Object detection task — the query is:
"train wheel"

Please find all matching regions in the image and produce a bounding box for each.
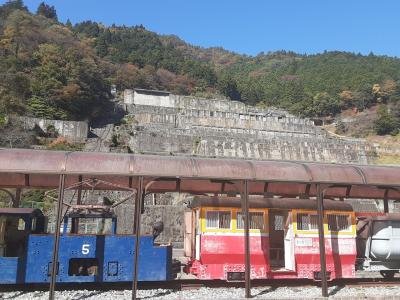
[380,271,396,279]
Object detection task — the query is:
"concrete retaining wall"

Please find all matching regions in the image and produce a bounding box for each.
[17,116,88,142]
[128,131,372,163]
[124,89,295,117]
[121,101,374,164]
[129,105,319,134]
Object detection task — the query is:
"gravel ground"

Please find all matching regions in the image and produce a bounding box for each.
[2,286,400,300]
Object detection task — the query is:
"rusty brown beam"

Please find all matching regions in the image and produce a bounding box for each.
[2,149,400,188]
[1,172,400,201]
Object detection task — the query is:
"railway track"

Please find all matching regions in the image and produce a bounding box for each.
[1,277,400,293]
[333,277,400,287]
[85,123,114,152]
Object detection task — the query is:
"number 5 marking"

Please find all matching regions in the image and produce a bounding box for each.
[82,244,90,255]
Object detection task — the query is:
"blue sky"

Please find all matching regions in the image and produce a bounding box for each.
[4,0,400,57]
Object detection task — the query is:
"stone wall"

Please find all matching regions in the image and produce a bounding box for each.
[129,105,316,134]
[114,204,186,247]
[127,130,372,163]
[17,116,88,142]
[120,93,375,164]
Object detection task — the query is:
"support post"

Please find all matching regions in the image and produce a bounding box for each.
[242,180,251,298]
[132,176,144,300]
[49,174,66,300]
[384,189,389,213]
[14,188,21,208]
[72,175,83,233]
[77,175,83,204]
[317,184,328,297]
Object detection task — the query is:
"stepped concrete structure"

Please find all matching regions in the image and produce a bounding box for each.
[120,89,375,164]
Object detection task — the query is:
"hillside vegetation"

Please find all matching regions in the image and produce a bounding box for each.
[1,0,400,137]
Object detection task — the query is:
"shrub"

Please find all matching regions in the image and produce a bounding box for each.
[46,136,83,151]
[374,105,399,135]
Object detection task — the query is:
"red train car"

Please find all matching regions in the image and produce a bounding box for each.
[184,196,356,281]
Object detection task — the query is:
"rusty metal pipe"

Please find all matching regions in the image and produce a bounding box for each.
[49,174,65,300]
[317,184,328,297]
[3,149,400,189]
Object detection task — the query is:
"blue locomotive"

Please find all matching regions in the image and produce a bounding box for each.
[0,207,174,284]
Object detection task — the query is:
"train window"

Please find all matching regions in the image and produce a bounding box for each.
[394,202,400,211]
[297,213,318,231]
[327,214,351,232]
[68,258,98,276]
[17,218,25,231]
[237,212,264,230]
[206,211,231,229]
[72,218,113,234]
[252,212,264,230]
[310,215,319,229]
[274,215,284,231]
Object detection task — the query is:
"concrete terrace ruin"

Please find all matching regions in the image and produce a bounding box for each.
[118,88,375,164]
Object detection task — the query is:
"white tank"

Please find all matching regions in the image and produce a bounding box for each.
[370,220,400,261]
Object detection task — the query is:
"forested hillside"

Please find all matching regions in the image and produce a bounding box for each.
[1,0,400,135]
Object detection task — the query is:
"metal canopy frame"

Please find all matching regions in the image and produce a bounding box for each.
[45,177,136,299]
[0,149,400,299]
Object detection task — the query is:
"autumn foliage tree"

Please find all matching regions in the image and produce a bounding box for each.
[27,44,109,120]
[374,105,399,135]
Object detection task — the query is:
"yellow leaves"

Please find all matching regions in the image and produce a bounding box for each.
[372,83,381,95]
[372,80,397,103]
[0,24,19,56]
[339,90,355,102]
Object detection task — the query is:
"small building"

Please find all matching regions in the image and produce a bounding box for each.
[123,89,172,107]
